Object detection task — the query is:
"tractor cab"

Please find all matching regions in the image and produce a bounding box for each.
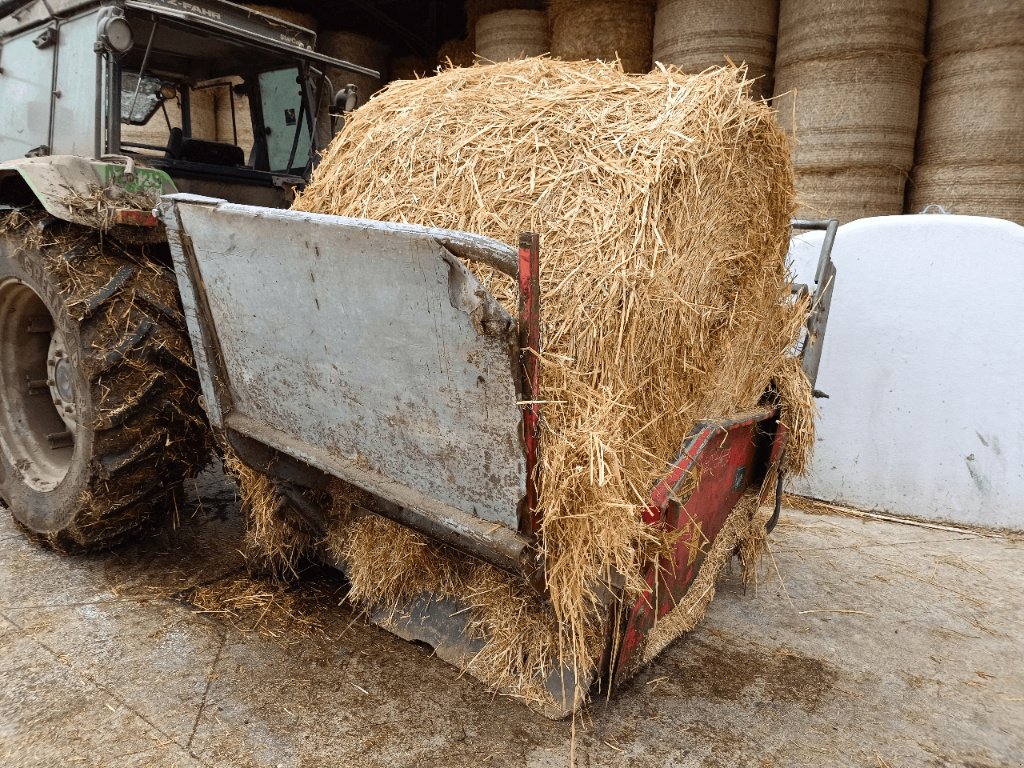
[0,0,374,207]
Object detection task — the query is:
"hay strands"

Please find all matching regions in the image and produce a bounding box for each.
[236,57,822,714]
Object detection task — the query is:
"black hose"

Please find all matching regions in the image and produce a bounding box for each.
[766,465,784,533]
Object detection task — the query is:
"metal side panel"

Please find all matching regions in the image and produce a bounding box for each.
[159,195,526,532]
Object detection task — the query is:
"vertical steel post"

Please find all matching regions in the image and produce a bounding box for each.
[517,232,541,535]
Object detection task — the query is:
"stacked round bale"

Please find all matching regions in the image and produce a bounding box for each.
[389,55,432,82]
[247,59,816,709]
[653,0,779,101]
[436,37,476,68]
[475,9,550,61]
[772,0,928,222]
[909,0,1024,224]
[320,31,389,106]
[549,0,656,73]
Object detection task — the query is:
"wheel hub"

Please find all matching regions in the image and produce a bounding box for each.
[47,333,77,429]
[0,277,76,491]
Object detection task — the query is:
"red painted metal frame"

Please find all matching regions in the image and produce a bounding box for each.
[610,408,785,683]
[113,208,159,227]
[517,232,542,536]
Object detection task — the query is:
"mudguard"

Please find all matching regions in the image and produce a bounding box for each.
[0,155,175,228]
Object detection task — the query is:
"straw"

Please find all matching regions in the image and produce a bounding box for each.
[268,58,812,708]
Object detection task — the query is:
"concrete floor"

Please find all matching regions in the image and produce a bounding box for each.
[1,465,1022,768]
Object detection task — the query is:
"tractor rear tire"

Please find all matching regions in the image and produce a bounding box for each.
[0,212,210,551]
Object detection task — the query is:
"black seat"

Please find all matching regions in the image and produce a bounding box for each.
[165,127,184,159]
[164,128,244,167]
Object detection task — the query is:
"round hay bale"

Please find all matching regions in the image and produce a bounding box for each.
[389,55,433,82]
[549,0,656,74]
[652,0,778,100]
[295,59,814,704]
[437,37,476,68]
[243,4,317,31]
[476,9,550,61]
[320,30,390,104]
[908,164,1024,224]
[928,0,1024,58]
[773,53,924,170]
[466,0,546,31]
[915,30,1024,167]
[775,0,927,66]
[794,166,907,222]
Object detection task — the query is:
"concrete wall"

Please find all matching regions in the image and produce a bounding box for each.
[788,214,1024,529]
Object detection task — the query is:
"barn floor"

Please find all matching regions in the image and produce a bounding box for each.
[1,464,1021,768]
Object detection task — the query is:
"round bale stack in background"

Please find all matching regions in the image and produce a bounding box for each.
[549,0,656,73]
[653,0,779,100]
[437,37,476,68]
[389,55,433,82]
[908,0,1024,224]
[772,0,927,222]
[320,31,390,105]
[476,9,550,61]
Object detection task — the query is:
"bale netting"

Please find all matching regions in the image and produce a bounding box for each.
[476,9,550,62]
[793,166,907,223]
[319,31,390,106]
[772,53,925,171]
[774,0,927,65]
[549,0,656,73]
[652,0,778,101]
[927,0,1024,58]
[285,58,814,709]
[908,164,1024,224]
[466,0,546,30]
[908,1,1023,223]
[914,45,1024,168]
[772,0,927,221]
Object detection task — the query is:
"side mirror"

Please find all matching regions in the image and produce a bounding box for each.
[331,85,359,117]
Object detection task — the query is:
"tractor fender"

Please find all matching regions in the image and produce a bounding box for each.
[0,155,176,229]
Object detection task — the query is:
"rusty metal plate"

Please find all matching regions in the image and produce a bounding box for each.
[160,195,525,532]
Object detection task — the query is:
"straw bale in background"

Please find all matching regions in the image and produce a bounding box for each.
[927,0,1024,57]
[794,167,907,222]
[773,53,924,171]
[475,9,550,61]
[320,31,390,105]
[465,0,546,31]
[549,0,656,73]
[389,55,432,82]
[774,0,926,65]
[907,164,1024,221]
[287,59,812,706]
[437,37,476,68]
[653,0,778,100]
[772,0,927,222]
[908,0,1024,223]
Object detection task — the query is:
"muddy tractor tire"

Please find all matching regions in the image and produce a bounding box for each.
[0,213,209,551]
